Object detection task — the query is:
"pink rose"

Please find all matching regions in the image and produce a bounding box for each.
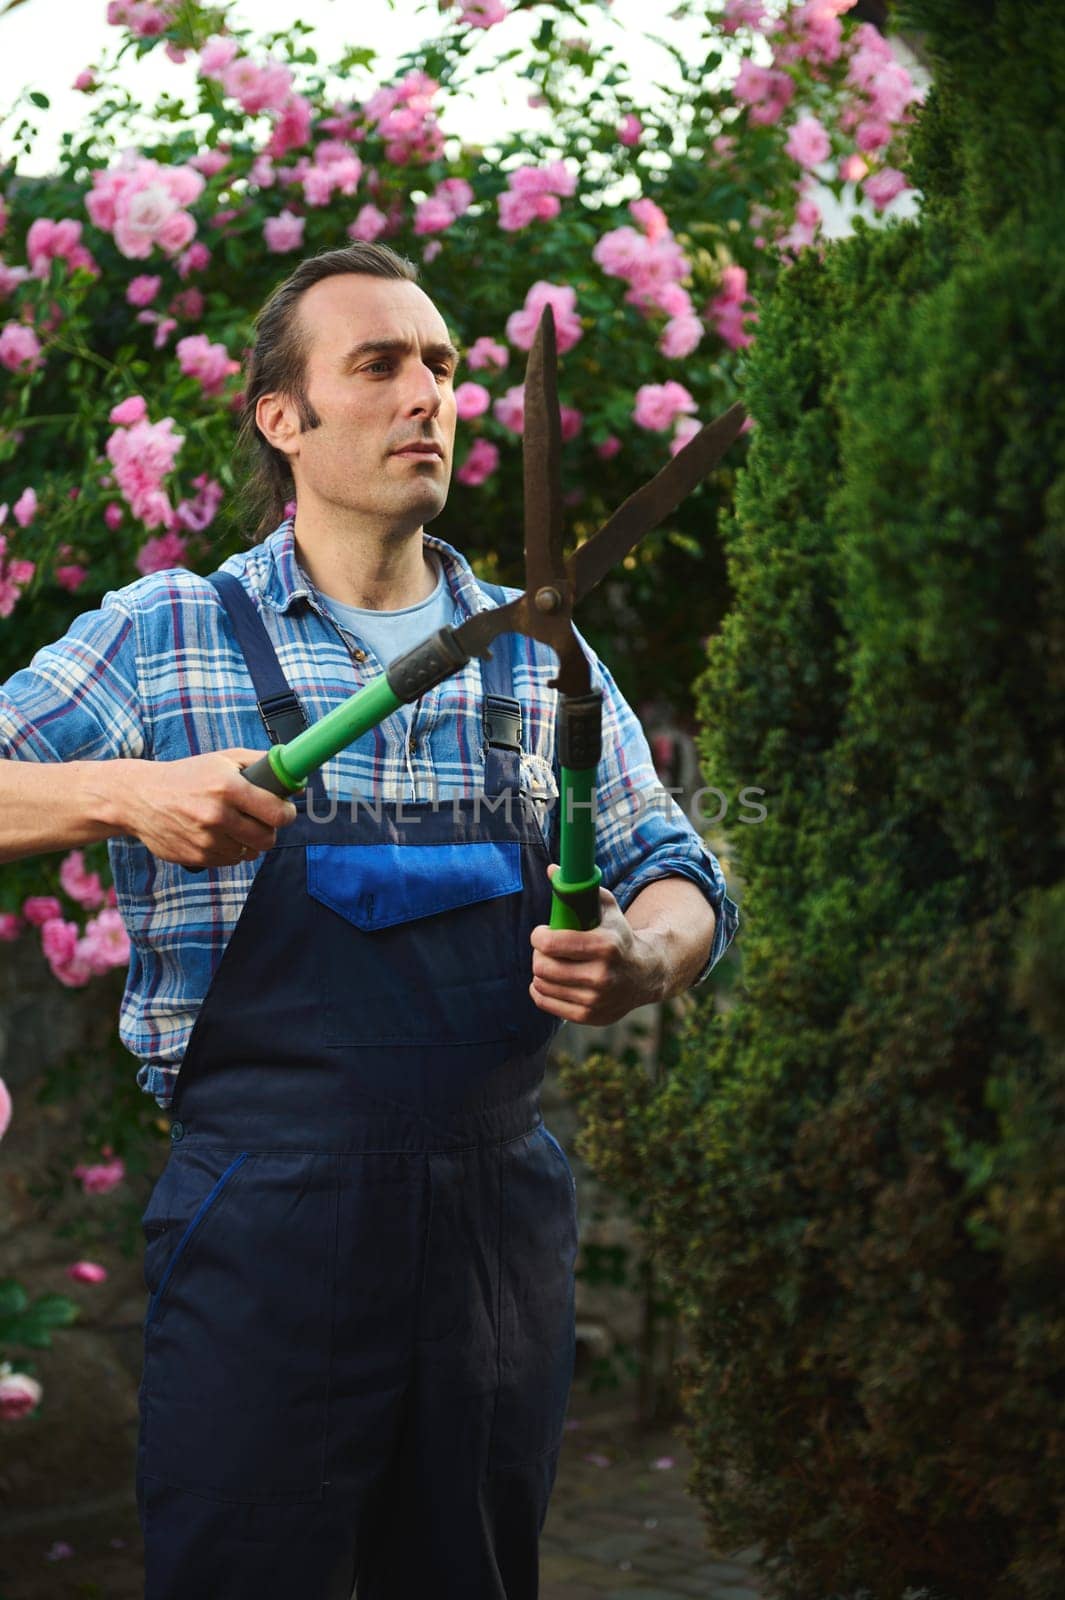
[863,167,910,209]
[595,435,621,461]
[109,394,148,426]
[721,0,766,31]
[414,195,457,236]
[839,153,869,183]
[156,209,196,256]
[855,118,893,154]
[13,488,37,527]
[559,405,583,443]
[104,502,124,530]
[199,35,239,79]
[77,908,130,973]
[632,380,697,432]
[67,1261,109,1284]
[175,333,240,396]
[454,381,491,420]
[0,1074,10,1141]
[784,114,831,169]
[73,1154,126,1194]
[263,209,305,253]
[505,282,583,354]
[59,849,105,909]
[670,416,702,456]
[266,96,313,160]
[459,0,508,25]
[177,242,210,277]
[348,205,388,242]
[0,322,43,373]
[617,113,643,147]
[659,314,703,359]
[135,530,188,574]
[56,564,89,592]
[73,69,96,91]
[0,914,21,943]
[0,1371,42,1420]
[493,385,525,435]
[466,336,508,372]
[39,915,79,965]
[126,275,161,307]
[456,438,500,486]
[189,147,230,177]
[22,896,62,926]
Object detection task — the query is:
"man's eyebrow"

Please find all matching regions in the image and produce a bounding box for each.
[340,338,461,369]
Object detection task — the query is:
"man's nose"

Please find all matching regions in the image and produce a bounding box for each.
[403,361,442,418]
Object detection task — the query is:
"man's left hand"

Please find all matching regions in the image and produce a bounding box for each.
[528,864,667,1025]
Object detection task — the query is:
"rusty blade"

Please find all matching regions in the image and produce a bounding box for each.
[568,400,748,600]
[522,305,566,600]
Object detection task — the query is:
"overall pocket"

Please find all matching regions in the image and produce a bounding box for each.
[140,1146,335,1504]
[307,840,525,1047]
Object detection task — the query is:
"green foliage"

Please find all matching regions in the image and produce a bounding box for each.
[0,1277,80,1350]
[564,6,1065,1597]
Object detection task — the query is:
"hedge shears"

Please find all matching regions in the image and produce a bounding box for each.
[242,307,747,930]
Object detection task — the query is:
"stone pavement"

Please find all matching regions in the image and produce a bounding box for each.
[543,1387,769,1600]
[0,1384,770,1599]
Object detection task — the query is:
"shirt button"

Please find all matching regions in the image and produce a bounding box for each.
[408,735,418,754]
[170,1120,185,1142]
[352,648,367,664]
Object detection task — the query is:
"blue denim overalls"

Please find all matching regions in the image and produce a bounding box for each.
[135,572,578,1599]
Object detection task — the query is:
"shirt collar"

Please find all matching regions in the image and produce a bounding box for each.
[252,518,497,624]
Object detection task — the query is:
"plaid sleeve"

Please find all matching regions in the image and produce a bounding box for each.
[0,591,147,762]
[583,644,739,985]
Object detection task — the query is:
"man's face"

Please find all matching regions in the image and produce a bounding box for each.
[278,273,459,533]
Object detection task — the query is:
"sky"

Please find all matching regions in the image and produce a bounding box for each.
[0,0,715,173]
[0,0,921,228]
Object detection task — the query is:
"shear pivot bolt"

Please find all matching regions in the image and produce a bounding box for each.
[534,587,562,614]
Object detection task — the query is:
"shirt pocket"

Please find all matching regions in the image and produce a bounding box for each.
[306,841,526,1048]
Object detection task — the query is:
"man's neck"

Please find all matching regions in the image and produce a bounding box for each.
[292,513,437,612]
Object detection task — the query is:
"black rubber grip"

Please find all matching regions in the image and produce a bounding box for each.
[559,692,602,770]
[387,627,470,703]
[241,753,299,798]
[550,880,603,931]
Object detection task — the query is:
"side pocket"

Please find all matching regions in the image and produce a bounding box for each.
[144,1152,248,1329]
[140,1149,336,1504]
[540,1124,578,1205]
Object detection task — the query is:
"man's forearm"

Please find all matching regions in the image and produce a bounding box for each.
[0,758,129,863]
[624,876,718,1000]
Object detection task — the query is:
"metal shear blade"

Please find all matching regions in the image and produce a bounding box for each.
[452,305,748,691]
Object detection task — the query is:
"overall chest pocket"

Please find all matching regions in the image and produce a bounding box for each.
[306,840,526,1048]
[139,1146,335,1504]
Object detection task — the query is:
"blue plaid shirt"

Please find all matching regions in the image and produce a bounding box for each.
[0,522,738,1108]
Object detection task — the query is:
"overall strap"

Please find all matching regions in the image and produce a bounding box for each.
[476,581,523,796]
[207,571,309,748]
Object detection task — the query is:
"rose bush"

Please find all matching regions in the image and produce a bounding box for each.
[0,0,922,1414]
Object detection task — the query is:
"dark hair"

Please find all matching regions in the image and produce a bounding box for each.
[236,242,419,539]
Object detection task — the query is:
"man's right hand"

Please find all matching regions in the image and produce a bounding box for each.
[119,749,299,870]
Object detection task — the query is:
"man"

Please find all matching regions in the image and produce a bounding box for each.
[0,243,737,1599]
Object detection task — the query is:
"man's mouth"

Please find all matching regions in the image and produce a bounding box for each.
[391,441,444,459]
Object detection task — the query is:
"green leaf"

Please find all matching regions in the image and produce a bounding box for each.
[28,90,50,109]
[0,1279,29,1317]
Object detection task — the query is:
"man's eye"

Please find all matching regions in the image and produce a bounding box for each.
[364,360,391,374]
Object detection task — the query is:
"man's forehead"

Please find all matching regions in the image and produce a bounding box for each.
[299,273,450,351]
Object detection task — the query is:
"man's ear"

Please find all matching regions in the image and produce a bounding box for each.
[255,392,300,460]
